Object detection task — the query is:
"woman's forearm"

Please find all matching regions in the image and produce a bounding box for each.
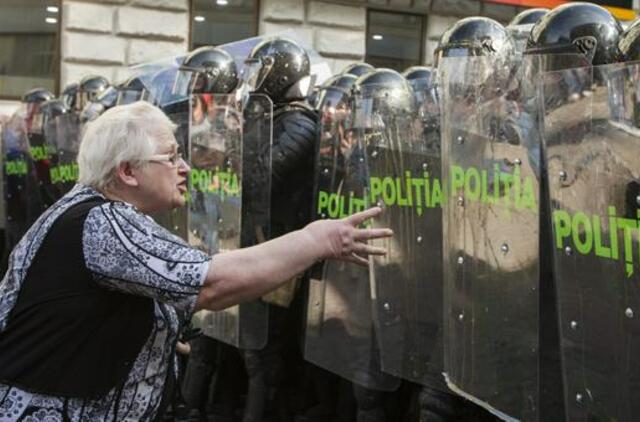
[195,226,323,311]
[194,207,391,312]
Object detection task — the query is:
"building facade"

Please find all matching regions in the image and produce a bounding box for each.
[0,0,637,116]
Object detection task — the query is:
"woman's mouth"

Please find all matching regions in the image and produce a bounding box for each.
[177,181,187,193]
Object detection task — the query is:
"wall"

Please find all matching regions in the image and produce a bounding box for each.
[259,0,367,74]
[258,0,520,73]
[60,0,190,88]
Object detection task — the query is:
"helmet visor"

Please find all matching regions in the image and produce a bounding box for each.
[242,56,274,92]
[172,68,198,98]
[117,89,148,106]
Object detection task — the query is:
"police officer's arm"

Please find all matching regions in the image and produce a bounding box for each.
[194,207,391,312]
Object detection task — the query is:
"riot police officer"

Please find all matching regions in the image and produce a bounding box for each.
[242,37,319,422]
[174,46,244,421]
[526,6,623,418]
[2,88,54,265]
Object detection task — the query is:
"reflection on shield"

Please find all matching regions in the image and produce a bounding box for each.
[51,113,81,198]
[365,76,446,389]
[542,61,640,421]
[439,55,541,419]
[305,83,400,392]
[189,93,272,349]
[152,100,190,240]
[2,109,45,253]
[29,111,56,209]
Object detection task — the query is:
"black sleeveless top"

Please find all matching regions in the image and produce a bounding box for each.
[0,197,154,398]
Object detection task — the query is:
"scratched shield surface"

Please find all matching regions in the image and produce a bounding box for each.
[305,78,400,391]
[439,55,541,420]
[189,93,271,349]
[51,112,81,198]
[2,106,45,253]
[542,61,640,421]
[364,74,447,390]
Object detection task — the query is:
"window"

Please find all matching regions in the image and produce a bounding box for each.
[366,10,425,72]
[0,0,60,99]
[190,0,259,49]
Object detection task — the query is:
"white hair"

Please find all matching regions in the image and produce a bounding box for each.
[78,101,177,190]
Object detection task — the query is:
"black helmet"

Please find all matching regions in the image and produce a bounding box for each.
[248,38,311,103]
[435,17,516,66]
[341,62,374,77]
[116,76,148,105]
[353,69,412,117]
[403,66,437,109]
[174,46,238,96]
[40,99,68,129]
[618,19,640,62]
[509,8,549,26]
[61,83,79,110]
[40,100,68,138]
[80,86,118,123]
[78,75,110,109]
[403,66,435,90]
[508,10,549,54]
[315,73,357,111]
[527,2,622,66]
[403,65,439,115]
[22,88,54,104]
[40,99,68,120]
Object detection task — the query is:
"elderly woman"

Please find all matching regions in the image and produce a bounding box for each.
[0,101,390,420]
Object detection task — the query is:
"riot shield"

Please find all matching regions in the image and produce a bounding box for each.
[189,93,272,349]
[152,103,191,240]
[439,55,541,419]
[507,24,535,55]
[365,76,446,389]
[541,61,640,420]
[51,113,81,197]
[304,83,400,391]
[2,110,42,253]
[27,109,56,209]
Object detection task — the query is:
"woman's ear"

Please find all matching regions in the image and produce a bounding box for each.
[114,162,140,187]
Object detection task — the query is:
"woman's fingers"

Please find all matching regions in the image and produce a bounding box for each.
[352,242,387,256]
[353,227,393,241]
[347,206,382,226]
[344,252,369,266]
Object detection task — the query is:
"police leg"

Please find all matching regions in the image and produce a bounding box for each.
[181,335,219,414]
[242,306,287,422]
[353,384,386,422]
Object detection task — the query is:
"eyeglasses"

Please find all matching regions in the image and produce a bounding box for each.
[148,151,185,166]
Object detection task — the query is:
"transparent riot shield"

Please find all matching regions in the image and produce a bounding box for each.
[52,113,81,197]
[305,83,400,392]
[2,107,47,251]
[541,61,640,421]
[507,24,534,55]
[365,76,447,389]
[439,55,542,419]
[189,93,272,349]
[152,104,190,240]
[27,110,56,210]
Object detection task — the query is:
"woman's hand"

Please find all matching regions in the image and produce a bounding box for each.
[305,207,392,266]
